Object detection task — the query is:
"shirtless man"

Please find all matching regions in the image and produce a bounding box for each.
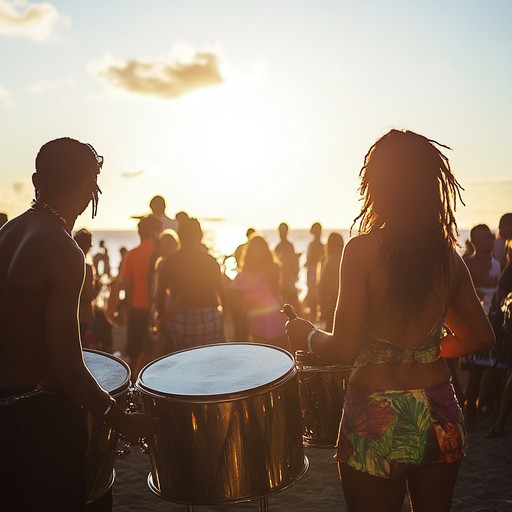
[0,138,156,511]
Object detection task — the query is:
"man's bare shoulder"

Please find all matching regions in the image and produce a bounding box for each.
[2,211,83,274]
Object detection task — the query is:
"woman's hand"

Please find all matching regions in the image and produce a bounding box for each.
[285,317,315,352]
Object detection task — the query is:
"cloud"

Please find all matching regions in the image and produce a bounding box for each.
[93,47,224,99]
[120,169,145,178]
[0,0,68,41]
[26,77,76,95]
[0,181,32,215]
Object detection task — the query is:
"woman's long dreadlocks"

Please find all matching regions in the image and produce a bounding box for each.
[351,129,465,319]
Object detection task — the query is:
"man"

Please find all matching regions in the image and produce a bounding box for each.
[149,194,179,232]
[0,138,155,511]
[161,217,226,352]
[463,224,502,430]
[494,212,512,270]
[119,215,161,377]
[304,221,325,321]
[274,222,300,311]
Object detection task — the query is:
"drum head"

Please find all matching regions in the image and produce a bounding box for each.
[84,349,130,395]
[137,343,295,399]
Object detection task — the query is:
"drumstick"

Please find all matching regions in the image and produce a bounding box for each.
[282,303,298,320]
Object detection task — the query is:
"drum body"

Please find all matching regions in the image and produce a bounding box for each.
[136,342,308,505]
[83,349,131,503]
[296,351,351,447]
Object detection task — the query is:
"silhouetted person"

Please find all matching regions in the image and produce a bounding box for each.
[494,212,512,270]
[149,194,179,232]
[119,215,162,378]
[462,224,502,429]
[232,235,290,350]
[274,222,301,312]
[318,232,344,331]
[93,239,111,278]
[234,227,256,271]
[304,221,325,321]
[286,129,494,512]
[160,218,226,352]
[487,263,512,437]
[0,137,155,511]
[74,228,101,350]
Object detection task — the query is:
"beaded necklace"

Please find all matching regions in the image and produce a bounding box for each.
[30,199,71,235]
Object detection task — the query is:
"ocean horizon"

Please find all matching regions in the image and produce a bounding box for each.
[85,226,472,285]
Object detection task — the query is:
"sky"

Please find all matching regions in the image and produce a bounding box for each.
[0,0,511,232]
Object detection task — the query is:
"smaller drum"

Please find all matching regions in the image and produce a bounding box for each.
[136,342,308,505]
[83,349,131,504]
[296,350,351,447]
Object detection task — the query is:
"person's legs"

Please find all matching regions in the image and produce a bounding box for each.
[407,461,460,512]
[490,371,512,435]
[464,365,485,430]
[339,463,407,512]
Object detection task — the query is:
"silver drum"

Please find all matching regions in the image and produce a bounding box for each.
[83,349,131,503]
[136,342,308,505]
[295,350,351,447]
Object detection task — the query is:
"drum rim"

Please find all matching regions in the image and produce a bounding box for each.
[146,455,309,505]
[135,342,297,403]
[83,348,131,397]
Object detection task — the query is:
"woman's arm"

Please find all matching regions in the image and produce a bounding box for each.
[287,236,370,364]
[441,255,495,358]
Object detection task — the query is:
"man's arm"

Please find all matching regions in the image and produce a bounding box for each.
[44,242,111,415]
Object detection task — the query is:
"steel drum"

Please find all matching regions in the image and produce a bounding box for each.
[83,349,131,503]
[295,350,351,447]
[136,342,308,505]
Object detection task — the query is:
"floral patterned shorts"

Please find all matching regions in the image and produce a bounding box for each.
[336,382,466,479]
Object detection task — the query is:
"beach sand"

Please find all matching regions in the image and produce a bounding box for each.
[111,411,512,512]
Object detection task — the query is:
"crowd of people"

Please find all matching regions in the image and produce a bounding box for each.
[77,196,347,379]
[1,134,511,512]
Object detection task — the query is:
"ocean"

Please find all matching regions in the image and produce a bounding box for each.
[86,225,470,298]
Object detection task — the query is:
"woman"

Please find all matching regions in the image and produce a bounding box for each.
[286,129,495,512]
[231,235,290,350]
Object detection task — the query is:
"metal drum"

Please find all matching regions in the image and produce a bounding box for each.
[296,350,351,447]
[83,349,131,503]
[136,342,308,505]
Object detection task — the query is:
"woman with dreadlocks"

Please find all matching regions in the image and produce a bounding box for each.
[285,129,494,512]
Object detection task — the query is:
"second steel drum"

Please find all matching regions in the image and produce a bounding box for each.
[136,342,308,505]
[295,350,351,447]
[83,349,131,504]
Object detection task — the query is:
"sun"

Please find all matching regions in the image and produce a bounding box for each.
[196,107,272,182]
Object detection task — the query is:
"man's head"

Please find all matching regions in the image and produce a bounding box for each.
[138,215,162,241]
[310,222,322,238]
[470,224,495,255]
[33,138,103,217]
[498,213,512,240]
[149,195,166,216]
[278,222,289,240]
[178,217,203,247]
[73,228,93,255]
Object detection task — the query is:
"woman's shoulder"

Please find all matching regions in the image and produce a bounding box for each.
[343,232,380,255]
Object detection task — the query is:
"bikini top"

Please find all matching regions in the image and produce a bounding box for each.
[353,309,445,367]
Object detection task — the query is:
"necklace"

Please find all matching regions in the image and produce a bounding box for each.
[30,199,71,234]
